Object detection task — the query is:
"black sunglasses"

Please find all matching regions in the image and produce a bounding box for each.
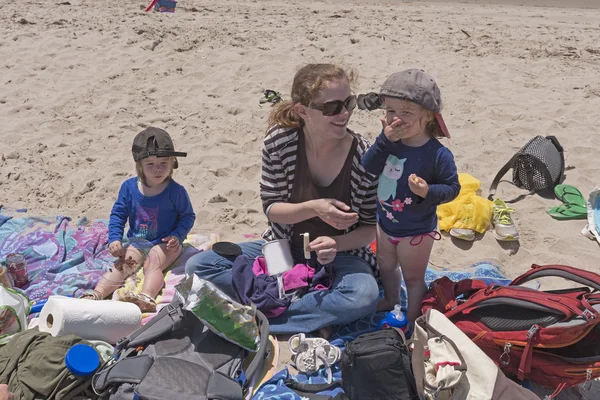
[310,95,357,116]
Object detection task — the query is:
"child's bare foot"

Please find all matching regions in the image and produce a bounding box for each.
[376,297,396,312]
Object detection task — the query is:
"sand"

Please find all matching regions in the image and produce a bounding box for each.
[2,0,598,277]
[1,0,600,396]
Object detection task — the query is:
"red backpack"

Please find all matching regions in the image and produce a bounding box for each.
[421,264,600,393]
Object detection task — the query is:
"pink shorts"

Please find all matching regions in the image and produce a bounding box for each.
[384,231,441,246]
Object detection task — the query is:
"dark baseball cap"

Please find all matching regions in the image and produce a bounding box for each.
[131,127,187,167]
[379,69,451,138]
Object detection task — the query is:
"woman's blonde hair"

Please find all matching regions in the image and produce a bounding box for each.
[267,64,356,129]
[136,157,175,187]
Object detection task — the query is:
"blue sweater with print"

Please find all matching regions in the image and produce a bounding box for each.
[361,132,460,237]
[108,177,196,246]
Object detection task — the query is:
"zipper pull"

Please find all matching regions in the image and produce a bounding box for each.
[518,325,540,380]
[583,369,593,391]
[499,342,511,366]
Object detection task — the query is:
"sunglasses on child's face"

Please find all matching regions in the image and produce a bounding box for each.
[310,95,357,116]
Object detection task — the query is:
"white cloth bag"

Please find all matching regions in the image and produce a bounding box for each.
[411,308,539,400]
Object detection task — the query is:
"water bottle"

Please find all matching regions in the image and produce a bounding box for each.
[376,304,409,332]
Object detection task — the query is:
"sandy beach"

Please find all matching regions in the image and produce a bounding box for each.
[1,0,600,397]
[2,0,598,280]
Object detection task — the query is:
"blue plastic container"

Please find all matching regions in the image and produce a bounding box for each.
[65,344,100,377]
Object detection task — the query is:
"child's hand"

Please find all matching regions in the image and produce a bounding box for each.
[381,117,408,142]
[109,241,125,257]
[162,236,181,251]
[408,174,429,198]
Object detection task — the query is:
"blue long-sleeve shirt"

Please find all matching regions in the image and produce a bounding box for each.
[108,177,196,246]
[361,132,460,237]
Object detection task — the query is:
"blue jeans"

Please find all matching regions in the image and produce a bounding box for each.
[184,240,379,334]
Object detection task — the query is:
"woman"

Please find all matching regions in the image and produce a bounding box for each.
[185,64,380,334]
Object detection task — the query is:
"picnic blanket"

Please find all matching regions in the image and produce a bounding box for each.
[0,215,112,303]
[0,213,218,324]
[252,261,515,399]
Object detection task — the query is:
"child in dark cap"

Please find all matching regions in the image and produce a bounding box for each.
[361,69,460,324]
[81,127,195,312]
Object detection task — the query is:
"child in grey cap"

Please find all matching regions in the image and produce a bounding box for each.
[361,69,460,324]
[81,127,195,313]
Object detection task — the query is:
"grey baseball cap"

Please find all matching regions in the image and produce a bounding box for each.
[132,127,187,168]
[380,69,451,138]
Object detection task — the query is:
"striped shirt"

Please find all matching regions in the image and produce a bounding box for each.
[260,125,379,271]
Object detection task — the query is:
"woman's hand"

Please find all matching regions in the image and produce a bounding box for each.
[408,174,429,198]
[381,117,408,143]
[312,199,359,230]
[307,236,338,265]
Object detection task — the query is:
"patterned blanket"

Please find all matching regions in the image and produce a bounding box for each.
[0,213,218,322]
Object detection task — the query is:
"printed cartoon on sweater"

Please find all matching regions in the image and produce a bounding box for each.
[377,155,414,223]
[134,204,159,240]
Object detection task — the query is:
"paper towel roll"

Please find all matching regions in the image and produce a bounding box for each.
[38,295,142,344]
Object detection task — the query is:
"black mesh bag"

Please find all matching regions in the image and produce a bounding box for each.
[489,135,564,200]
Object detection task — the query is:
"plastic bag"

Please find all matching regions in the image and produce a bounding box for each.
[0,285,30,344]
[175,275,260,351]
[437,173,494,234]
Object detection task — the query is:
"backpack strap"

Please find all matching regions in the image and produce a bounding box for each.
[511,264,600,292]
[284,379,343,395]
[422,277,488,314]
[243,309,270,387]
[488,152,521,201]
[546,135,565,186]
[92,355,155,394]
[114,300,184,354]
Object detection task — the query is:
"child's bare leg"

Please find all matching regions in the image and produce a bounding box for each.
[140,243,182,298]
[376,225,401,312]
[93,246,145,298]
[397,235,435,322]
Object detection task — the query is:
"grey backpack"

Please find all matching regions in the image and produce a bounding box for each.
[91,301,269,400]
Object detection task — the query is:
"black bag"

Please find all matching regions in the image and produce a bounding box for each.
[489,135,564,200]
[286,328,419,400]
[91,300,269,400]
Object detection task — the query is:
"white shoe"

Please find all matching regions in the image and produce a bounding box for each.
[288,333,342,383]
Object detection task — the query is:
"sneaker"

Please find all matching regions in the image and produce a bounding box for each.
[450,228,476,241]
[492,199,519,241]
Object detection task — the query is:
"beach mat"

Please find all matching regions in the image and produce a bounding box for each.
[0,213,218,323]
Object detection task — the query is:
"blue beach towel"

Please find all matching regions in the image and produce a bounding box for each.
[582,187,600,243]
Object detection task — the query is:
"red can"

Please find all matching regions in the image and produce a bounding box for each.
[5,253,28,288]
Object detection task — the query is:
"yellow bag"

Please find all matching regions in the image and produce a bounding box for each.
[437,173,494,234]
